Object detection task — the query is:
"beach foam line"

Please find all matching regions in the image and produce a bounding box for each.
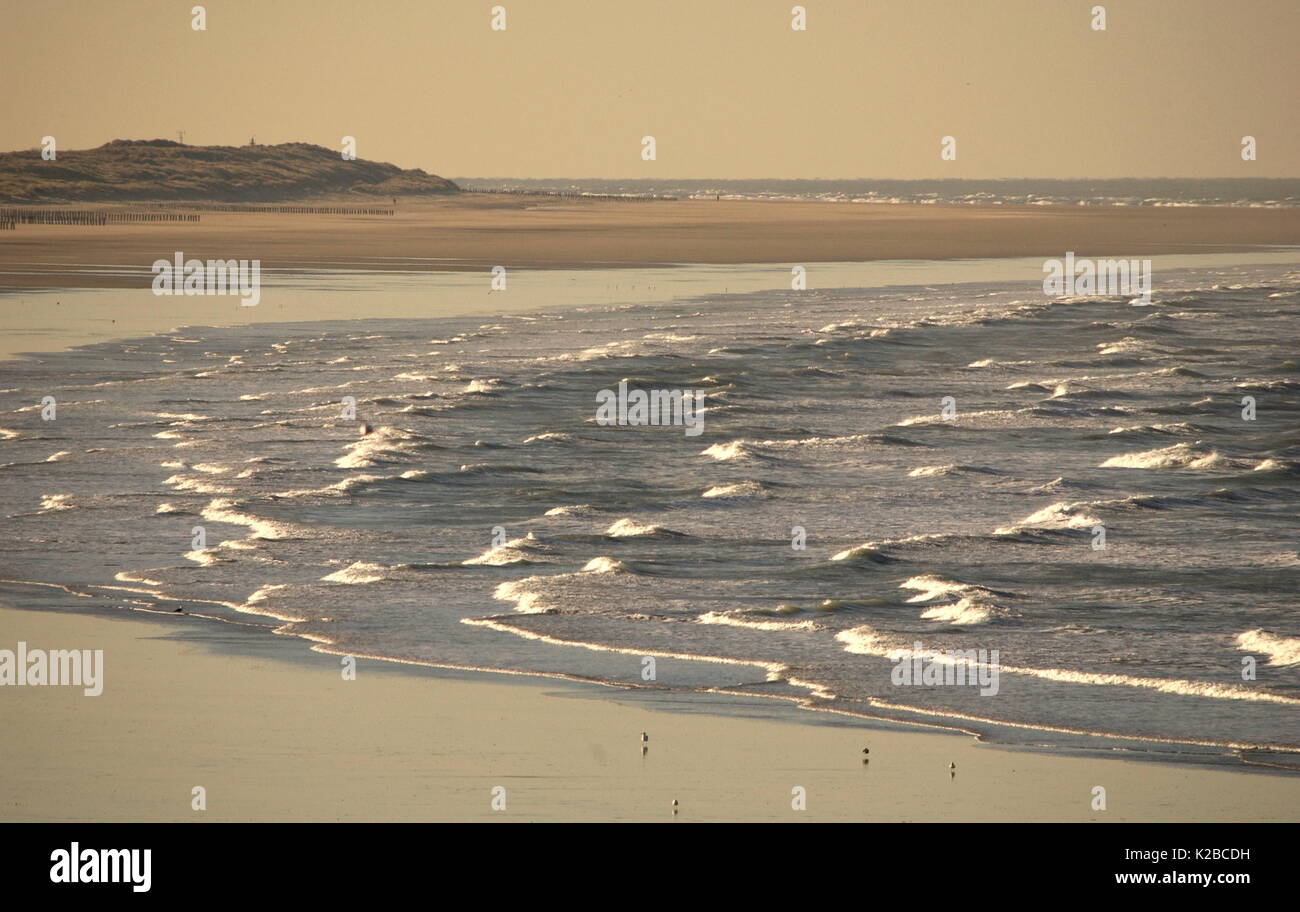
[461,616,788,679]
[697,611,821,632]
[835,625,1299,706]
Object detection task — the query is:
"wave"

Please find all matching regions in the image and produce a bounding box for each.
[114,570,162,586]
[827,543,895,563]
[701,440,765,461]
[605,518,687,538]
[836,626,1299,705]
[201,498,300,541]
[1106,422,1201,438]
[272,474,386,498]
[918,596,1018,625]
[899,574,1009,604]
[1236,629,1300,667]
[37,493,75,513]
[907,464,1000,478]
[464,534,553,567]
[335,425,442,469]
[544,504,598,517]
[163,474,234,495]
[581,556,632,574]
[697,611,821,632]
[523,432,580,445]
[1099,442,1231,470]
[1028,479,1088,498]
[321,562,392,584]
[1097,337,1158,356]
[1253,458,1300,476]
[492,577,556,614]
[702,433,925,461]
[457,463,544,476]
[701,481,766,499]
[994,502,1103,535]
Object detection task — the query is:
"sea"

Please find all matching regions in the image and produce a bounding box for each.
[453,177,1300,207]
[1,252,1297,770]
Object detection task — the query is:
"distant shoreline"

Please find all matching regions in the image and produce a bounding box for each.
[2,194,1298,291]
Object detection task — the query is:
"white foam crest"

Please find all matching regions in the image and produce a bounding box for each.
[163,474,234,495]
[701,440,758,461]
[271,474,384,498]
[321,562,392,584]
[1107,422,1197,436]
[544,504,596,517]
[897,408,1030,427]
[994,502,1102,535]
[918,597,1016,625]
[701,481,765,498]
[1236,629,1300,667]
[1096,337,1153,355]
[114,570,162,586]
[464,534,549,566]
[581,556,630,574]
[37,493,74,513]
[335,425,428,468]
[899,574,994,602]
[836,626,1300,705]
[828,543,891,562]
[835,625,897,655]
[1253,458,1295,473]
[605,518,677,538]
[1099,442,1229,470]
[492,577,556,614]
[907,464,996,478]
[697,611,820,632]
[201,498,297,540]
[523,432,578,445]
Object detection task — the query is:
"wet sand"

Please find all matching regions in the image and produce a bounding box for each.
[2,195,1298,289]
[3,604,1297,822]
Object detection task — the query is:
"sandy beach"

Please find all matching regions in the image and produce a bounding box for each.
[3,195,1299,288]
[2,196,1297,363]
[3,603,1296,823]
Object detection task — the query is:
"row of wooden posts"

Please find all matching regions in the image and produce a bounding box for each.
[0,204,397,228]
[141,203,395,215]
[0,209,201,226]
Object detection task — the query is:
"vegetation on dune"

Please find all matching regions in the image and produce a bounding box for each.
[0,140,459,203]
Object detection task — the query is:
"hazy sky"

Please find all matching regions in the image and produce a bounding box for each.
[3,0,1297,179]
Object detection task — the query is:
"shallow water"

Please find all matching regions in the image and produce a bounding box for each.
[2,258,1297,768]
